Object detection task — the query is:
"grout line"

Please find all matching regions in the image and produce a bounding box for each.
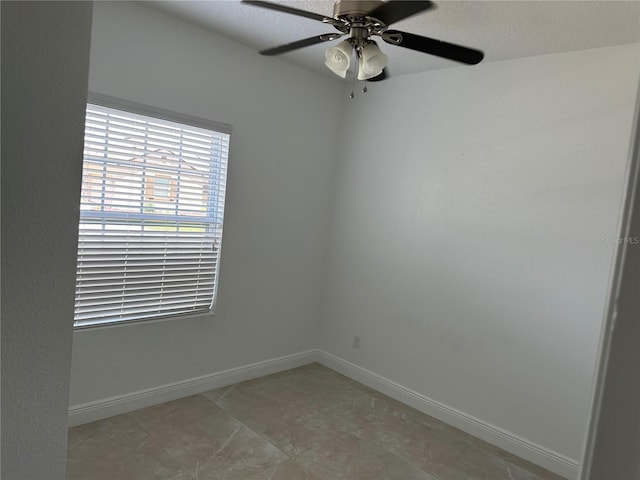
[202,392,299,465]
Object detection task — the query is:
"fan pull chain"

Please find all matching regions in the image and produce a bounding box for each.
[350,48,358,99]
[350,81,369,98]
[349,72,356,99]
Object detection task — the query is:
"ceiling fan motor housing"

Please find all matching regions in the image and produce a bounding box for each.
[333,0,384,18]
[332,0,388,48]
[333,0,386,25]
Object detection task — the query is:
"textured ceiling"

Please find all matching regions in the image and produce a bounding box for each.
[147,0,640,79]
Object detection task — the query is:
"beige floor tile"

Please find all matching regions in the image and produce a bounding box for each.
[352,402,561,480]
[471,440,566,480]
[240,398,363,458]
[203,379,293,418]
[191,424,288,480]
[204,364,362,420]
[244,459,321,480]
[67,413,143,452]
[68,364,566,480]
[295,431,438,480]
[130,395,260,477]
[67,414,193,480]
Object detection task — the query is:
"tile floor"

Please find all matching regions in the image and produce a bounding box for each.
[67,363,566,480]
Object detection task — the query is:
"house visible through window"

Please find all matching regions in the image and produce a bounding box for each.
[74,96,231,328]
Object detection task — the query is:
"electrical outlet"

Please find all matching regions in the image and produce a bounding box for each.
[352,335,361,350]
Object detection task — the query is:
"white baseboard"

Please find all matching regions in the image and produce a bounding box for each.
[68,350,316,427]
[315,350,580,480]
[68,348,579,479]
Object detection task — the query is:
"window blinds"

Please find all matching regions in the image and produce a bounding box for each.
[74,101,230,328]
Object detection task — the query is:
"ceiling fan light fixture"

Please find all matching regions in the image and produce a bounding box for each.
[357,41,388,80]
[324,39,352,78]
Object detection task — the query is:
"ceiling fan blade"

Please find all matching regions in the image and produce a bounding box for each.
[382,30,484,65]
[242,0,338,25]
[366,1,434,26]
[259,33,342,56]
[367,68,388,82]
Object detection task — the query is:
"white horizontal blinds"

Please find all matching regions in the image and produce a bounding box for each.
[75,103,230,327]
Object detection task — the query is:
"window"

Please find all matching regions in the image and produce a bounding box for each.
[74,95,231,328]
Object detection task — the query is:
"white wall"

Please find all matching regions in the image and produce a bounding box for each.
[69,2,342,406]
[1,2,93,478]
[321,44,639,463]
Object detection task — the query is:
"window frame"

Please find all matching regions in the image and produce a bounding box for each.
[73,93,232,330]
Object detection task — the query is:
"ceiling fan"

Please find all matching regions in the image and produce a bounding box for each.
[243,0,484,82]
